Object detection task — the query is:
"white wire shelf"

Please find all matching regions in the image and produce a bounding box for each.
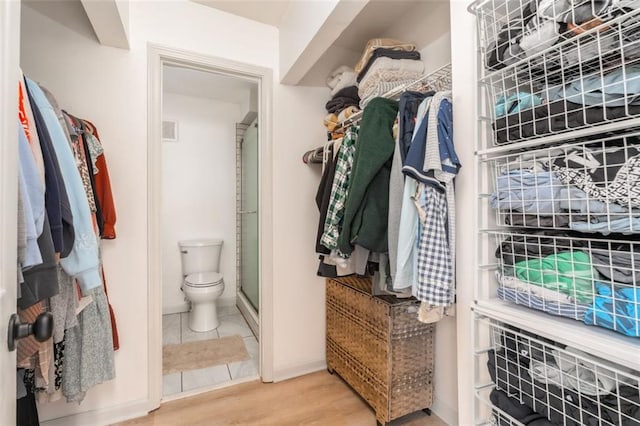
[482,133,640,235]
[470,0,640,77]
[478,229,640,338]
[474,302,640,371]
[474,313,640,426]
[471,5,640,147]
[331,63,452,134]
[476,117,640,156]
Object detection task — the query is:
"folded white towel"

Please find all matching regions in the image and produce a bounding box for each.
[326,65,354,89]
[358,58,425,97]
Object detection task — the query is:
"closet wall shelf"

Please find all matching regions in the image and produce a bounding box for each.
[332,63,452,133]
[473,302,640,371]
[476,118,640,156]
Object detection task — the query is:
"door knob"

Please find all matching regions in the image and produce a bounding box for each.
[7,312,53,351]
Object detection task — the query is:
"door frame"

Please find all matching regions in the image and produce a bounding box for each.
[147,44,274,410]
[0,0,20,421]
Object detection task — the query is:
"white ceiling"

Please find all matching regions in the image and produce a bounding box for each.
[163,65,258,104]
[190,0,290,27]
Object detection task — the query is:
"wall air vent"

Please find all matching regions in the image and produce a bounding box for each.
[162,120,178,142]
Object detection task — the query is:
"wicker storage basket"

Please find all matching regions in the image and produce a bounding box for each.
[326,277,435,425]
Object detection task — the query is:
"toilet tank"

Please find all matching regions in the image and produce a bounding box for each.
[178,239,223,276]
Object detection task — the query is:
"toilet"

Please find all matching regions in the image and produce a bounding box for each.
[178,239,225,332]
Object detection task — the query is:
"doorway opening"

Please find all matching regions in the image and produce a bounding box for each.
[147,46,274,407]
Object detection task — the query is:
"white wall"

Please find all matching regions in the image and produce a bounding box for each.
[161,93,242,313]
[450,1,479,425]
[21,1,328,422]
[271,84,328,378]
[278,0,339,82]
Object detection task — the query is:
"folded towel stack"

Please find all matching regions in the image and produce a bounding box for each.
[355,39,424,109]
[324,66,361,138]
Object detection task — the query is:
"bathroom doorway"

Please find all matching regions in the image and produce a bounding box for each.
[159,64,260,397]
[147,45,274,407]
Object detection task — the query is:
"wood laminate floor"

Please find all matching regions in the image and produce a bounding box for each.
[115,371,448,426]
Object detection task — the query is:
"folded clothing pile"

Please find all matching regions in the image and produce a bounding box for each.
[486,0,640,71]
[324,66,360,138]
[355,38,424,109]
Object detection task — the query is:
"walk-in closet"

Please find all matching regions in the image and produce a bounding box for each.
[2,0,639,425]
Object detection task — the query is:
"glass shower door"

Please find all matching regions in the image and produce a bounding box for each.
[240,118,259,312]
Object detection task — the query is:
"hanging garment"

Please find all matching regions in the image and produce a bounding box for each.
[26,78,102,291]
[315,144,339,277]
[320,127,358,251]
[60,112,98,214]
[315,143,336,256]
[18,77,45,185]
[83,119,117,239]
[387,113,404,287]
[62,286,115,403]
[26,83,74,257]
[397,91,430,163]
[19,121,59,309]
[414,184,453,306]
[18,124,44,269]
[394,96,432,291]
[337,97,398,256]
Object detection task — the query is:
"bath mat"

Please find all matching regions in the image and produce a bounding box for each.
[163,335,249,375]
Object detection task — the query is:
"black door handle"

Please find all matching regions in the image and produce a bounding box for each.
[7,312,53,351]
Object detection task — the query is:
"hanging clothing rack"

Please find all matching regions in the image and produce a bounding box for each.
[334,62,452,133]
[302,62,452,165]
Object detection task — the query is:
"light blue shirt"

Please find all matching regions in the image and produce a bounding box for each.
[26,78,102,292]
[546,65,640,107]
[19,124,44,268]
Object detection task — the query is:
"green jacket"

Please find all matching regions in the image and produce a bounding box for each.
[337,97,398,256]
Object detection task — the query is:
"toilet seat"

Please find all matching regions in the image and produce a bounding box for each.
[184,272,223,287]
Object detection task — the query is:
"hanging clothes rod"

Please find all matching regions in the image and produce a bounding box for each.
[302,146,325,164]
[303,63,452,165]
[333,63,453,133]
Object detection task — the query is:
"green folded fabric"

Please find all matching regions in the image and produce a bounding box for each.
[514,251,597,303]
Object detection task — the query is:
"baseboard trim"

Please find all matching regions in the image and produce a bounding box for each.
[40,399,150,426]
[272,360,327,382]
[430,396,458,426]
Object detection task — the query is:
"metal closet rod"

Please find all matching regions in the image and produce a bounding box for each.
[302,63,453,165]
[335,63,453,132]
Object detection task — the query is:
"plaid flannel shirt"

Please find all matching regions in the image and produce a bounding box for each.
[320,126,358,251]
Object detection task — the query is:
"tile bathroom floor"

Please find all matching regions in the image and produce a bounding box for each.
[162,305,259,398]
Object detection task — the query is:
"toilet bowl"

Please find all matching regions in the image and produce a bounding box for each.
[182,272,225,332]
[178,239,225,332]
